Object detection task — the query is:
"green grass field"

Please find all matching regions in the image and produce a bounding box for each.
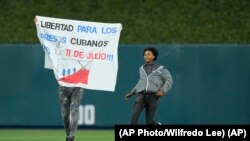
[0,129,114,141]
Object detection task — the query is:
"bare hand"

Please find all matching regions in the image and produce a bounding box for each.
[34,17,37,24]
[156,90,164,97]
[125,93,133,101]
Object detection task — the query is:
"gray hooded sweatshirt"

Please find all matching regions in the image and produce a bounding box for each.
[131,64,173,94]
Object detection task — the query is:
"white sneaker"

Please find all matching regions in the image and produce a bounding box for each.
[156,122,162,125]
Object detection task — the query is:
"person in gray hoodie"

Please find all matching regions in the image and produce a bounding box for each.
[125,47,173,125]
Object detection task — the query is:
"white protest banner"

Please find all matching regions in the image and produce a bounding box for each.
[35,15,122,92]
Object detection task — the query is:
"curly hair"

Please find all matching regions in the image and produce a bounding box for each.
[143,47,159,61]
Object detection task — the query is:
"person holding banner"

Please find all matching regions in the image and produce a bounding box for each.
[34,17,83,141]
[35,15,122,141]
[125,47,173,125]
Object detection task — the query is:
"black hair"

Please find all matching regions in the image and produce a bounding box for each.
[143,47,159,61]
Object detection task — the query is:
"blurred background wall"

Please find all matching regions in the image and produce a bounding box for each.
[0,44,249,127]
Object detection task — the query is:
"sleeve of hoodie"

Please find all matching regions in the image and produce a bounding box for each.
[130,67,142,94]
[130,81,140,94]
[160,67,173,94]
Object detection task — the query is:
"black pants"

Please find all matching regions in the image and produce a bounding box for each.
[130,92,158,124]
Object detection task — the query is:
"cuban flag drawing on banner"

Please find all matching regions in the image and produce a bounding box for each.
[35,15,122,92]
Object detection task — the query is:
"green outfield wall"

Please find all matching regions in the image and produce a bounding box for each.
[0,44,249,127]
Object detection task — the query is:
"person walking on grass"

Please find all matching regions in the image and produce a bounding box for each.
[125,47,173,125]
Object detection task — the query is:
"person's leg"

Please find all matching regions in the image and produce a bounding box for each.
[68,87,83,139]
[59,86,71,137]
[145,94,158,125]
[130,93,145,124]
